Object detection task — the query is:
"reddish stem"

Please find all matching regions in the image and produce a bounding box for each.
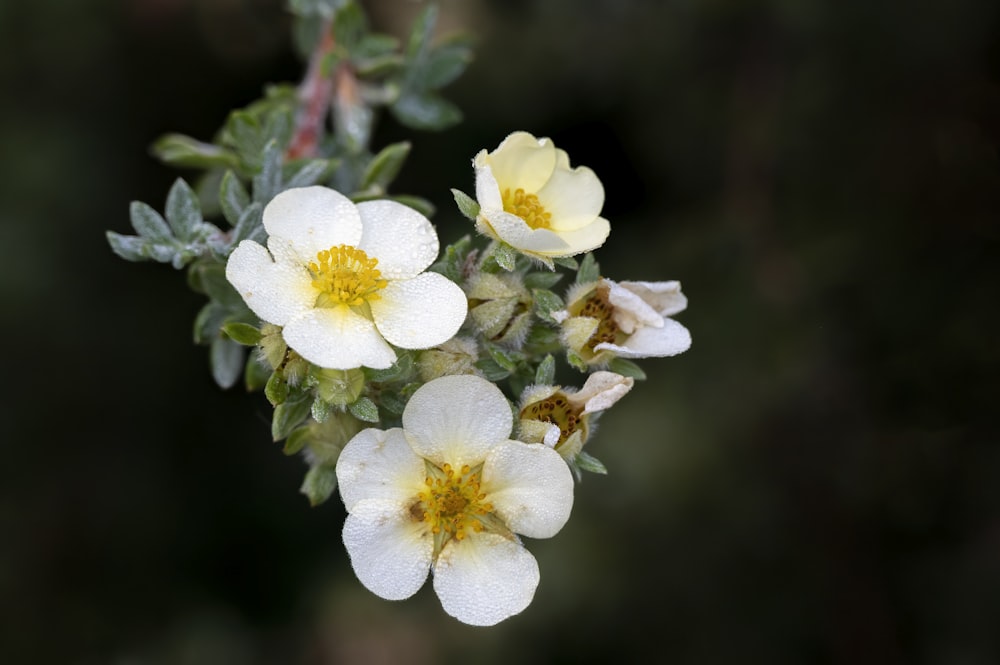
[285,24,337,161]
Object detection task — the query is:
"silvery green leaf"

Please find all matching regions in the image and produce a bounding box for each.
[311,397,333,423]
[288,0,346,18]
[535,354,556,385]
[348,396,379,423]
[475,357,511,381]
[283,426,311,456]
[524,271,564,290]
[232,202,263,245]
[424,43,473,90]
[165,178,202,241]
[451,188,480,220]
[106,232,148,262]
[193,302,227,345]
[492,242,517,272]
[210,336,245,389]
[129,201,172,242]
[219,170,250,228]
[285,159,334,189]
[576,252,600,284]
[554,256,579,270]
[265,370,289,406]
[188,261,244,310]
[390,92,461,130]
[361,141,411,191]
[355,33,399,59]
[404,4,437,59]
[253,141,283,203]
[532,288,565,323]
[245,354,270,392]
[332,1,365,49]
[151,133,238,170]
[575,451,608,475]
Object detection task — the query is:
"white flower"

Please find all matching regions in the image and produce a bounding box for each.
[473,131,610,267]
[519,371,634,460]
[336,374,574,626]
[555,278,691,366]
[226,186,468,370]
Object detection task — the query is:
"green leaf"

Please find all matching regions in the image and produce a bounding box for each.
[222,321,261,346]
[288,0,346,18]
[210,336,245,389]
[535,354,556,385]
[232,202,264,245]
[355,33,400,59]
[219,170,250,228]
[300,463,338,507]
[331,0,366,49]
[129,201,172,242]
[475,357,511,381]
[390,195,435,217]
[575,451,608,475]
[554,256,579,270]
[253,141,283,203]
[272,393,312,441]
[404,4,437,59]
[311,397,333,423]
[424,43,473,90]
[451,188,480,220]
[608,357,647,381]
[348,396,379,423]
[576,252,600,284]
[483,342,520,372]
[493,242,517,272]
[165,178,202,241]
[524,271,564,290]
[188,261,245,310]
[364,352,415,383]
[285,159,334,189]
[244,354,270,392]
[106,232,148,262]
[532,288,565,323]
[353,53,404,78]
[265,370,289,406]
[192,302,227,345]
[391,93,462,131]
[567,350,589,373]
[360,141,411,192]
[283,426,311,456]
[151,133,238,170]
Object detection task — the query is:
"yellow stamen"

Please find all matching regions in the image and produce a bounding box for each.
[414,462,493,544]
[308,245,387,308]
[502,187,552,230]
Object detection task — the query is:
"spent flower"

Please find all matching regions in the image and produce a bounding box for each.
[226,186,468,370]
[336,374,574,626]
[555,277,691,367]
[473,131,610,267]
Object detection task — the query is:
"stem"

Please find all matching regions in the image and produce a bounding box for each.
[286,23,337,160]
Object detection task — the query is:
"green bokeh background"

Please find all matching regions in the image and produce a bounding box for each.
[3,0,999,663]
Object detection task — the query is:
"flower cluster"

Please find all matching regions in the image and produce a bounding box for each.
[108,7,691,623]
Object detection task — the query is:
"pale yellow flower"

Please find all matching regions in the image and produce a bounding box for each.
[474,131,610,267]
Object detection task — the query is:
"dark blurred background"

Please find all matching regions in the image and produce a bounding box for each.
[2,0,999,663]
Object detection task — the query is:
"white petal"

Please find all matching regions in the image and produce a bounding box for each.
[537,164,605,230]
[369,273,468,350]
[283,306,396,370]
[262,186,362,260]
[480,211,571,254]
[402,375,512,467]
[432,533,539,626]
[473,157,504,211]
[568,371,634,414]
[619,280,688,316]
[481,132,555,194]
[596,318,692,358]
[225,240,314,326]
[481,440,573,538]
[337,428,426,511]
[533,217,610,257]
[343,499,432,601]
[605,278,663,333]
[356,200,439,279]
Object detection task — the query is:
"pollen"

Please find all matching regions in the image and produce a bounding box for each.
[521,394,584,447]
[502,188,552,230]
[416,462,493,542]
[574,288,620,351]
[309,245,388,308]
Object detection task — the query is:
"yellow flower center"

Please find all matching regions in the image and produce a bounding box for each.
[308,245,388,308]
[414,463,493,545]
[502,187,552,230]
[521,394,585,448]
[574,288,621,351]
